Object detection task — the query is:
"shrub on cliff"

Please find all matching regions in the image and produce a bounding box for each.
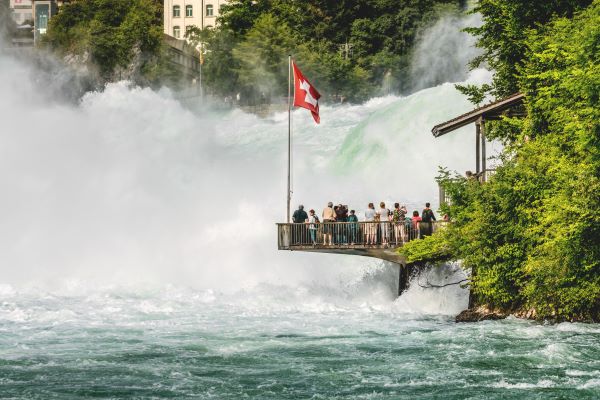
[43,0,164,84]
[402,1,600,321]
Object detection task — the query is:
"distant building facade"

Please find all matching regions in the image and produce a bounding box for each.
[9,0,33,25]
[163,0,228,39]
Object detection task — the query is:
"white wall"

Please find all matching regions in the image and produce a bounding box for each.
[10,0,33,25]
[163,0,228,39]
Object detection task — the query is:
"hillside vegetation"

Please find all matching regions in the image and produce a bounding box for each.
[44,0,465,101]
[43,0,173,86]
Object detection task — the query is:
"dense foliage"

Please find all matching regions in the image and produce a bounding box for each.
[402,1,600,321]
[43,0,166,84]
[194,0,465,102]
[42,0,467,100]
[465,0,592,98]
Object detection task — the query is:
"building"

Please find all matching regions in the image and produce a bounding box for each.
[163,0,228,39]
[9,0,33,25]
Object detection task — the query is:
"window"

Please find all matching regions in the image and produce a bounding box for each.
[186,5,193,17]
[173,5,180,17]
[206,4,213,16]
[35,4,49,35]
[173,26,181,39]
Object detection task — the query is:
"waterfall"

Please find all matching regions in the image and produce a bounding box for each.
[0,9,486,314]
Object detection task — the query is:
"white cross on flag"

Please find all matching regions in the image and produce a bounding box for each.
[292,61,321,124]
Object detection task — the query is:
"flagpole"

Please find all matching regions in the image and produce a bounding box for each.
[287,55,292,223]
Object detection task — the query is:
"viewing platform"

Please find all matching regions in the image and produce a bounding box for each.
[277,221,444,264]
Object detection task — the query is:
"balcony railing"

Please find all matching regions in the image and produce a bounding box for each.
[277,221,446,250]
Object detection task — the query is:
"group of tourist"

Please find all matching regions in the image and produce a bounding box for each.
[291,201,442,246]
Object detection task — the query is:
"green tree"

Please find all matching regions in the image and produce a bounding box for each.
[466,0,593,97]
[44,0,164,83]
[232,13,297,101]
[186,26,240,98]
[216,0,465,102]
[402,1,600,321]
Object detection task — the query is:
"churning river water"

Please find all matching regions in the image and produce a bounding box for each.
[1,282,600,399]
[1,13,599,398]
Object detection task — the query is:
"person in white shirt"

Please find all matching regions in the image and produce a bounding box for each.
[377,202,391,246]
[364,202,376,244]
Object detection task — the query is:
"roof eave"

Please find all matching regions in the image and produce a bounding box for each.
[431,93,525,137]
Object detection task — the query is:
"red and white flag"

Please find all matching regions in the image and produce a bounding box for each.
[292,61,321,124]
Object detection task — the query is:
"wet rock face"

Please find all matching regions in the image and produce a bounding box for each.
[455,306,542,322]
[455,307,508,322]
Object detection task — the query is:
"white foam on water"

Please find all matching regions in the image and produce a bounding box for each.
[579,379,600,389]
[492,379,556,389]
[393,263,469,315]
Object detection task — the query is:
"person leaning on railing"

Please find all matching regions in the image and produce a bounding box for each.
[334,204,348,244]
[322,202,335,246]
[392,203,408,245]
[307,209,319,245]
[411,210,422,240]
[421,202,436,237]
[292,205,309,244]
[364,203,376,245]
[377,202,391,246]
[347,210,359,245]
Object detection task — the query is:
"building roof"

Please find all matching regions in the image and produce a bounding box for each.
[431,92,525,137]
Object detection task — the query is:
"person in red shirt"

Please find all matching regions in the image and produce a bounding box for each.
[411,210,422,239]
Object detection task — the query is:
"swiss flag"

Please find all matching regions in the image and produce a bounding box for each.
[292,61,321,124]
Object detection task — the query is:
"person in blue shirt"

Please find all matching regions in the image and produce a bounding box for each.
[292,205,309,244]
[347,210,359,245]
[292,205,308,223]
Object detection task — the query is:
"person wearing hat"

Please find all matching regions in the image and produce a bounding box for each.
[322,201,335,246]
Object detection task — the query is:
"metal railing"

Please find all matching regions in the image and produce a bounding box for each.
[277,221,446,249]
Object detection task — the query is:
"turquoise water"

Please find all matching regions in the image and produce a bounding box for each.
[1,285,599,399]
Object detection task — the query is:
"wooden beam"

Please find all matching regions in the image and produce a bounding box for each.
[481,119,487,182]
[432,92,525,137]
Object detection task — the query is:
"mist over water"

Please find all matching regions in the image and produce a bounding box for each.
[0,43,489,301]
[409,11,482,91]
[0,7,491,302]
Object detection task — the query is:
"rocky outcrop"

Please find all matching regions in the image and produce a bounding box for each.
[455,306,508,322]
[455,306,540,322]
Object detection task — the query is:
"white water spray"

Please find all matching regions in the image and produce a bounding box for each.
[0,11,486,314]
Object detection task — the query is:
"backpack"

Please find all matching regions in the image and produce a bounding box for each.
[314,215,320,223]
[422,209,434,222]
